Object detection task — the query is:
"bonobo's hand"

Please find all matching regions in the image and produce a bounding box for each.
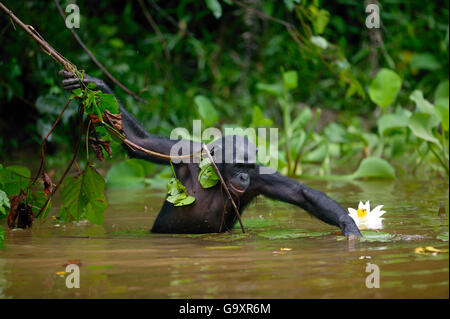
[301,188,362,237]
[58,70,110,93]
[338,214,362,237]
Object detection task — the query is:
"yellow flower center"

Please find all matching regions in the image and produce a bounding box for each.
[357,208,367,218]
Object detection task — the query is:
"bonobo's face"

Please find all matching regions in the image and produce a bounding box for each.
[222,163,256,196]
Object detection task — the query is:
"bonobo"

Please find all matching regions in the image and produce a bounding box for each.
[59,70,362,237]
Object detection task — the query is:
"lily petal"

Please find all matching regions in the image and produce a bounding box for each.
[370,205,386,218]
[358,201,365,210]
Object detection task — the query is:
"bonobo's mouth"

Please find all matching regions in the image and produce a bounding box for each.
[229,182,246,194]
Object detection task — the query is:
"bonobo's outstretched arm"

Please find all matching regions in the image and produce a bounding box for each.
[60,71,188,165]
[255,169,361,236]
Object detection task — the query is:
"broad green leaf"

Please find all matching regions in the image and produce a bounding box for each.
[106,159,146,188]
[198,158,219,188]
[434,80,449,101]
[194,95,219,126]
[410,53,441,71]
[283,70,298,90]
[303,143,328,163]
[59,164,107,224]
[98,93,119,114]
[205,0,222,19]
[0,166,31,196]
[166,177,196,206]
[256,82,283,97]
[377,113,410,135]
[409,90,439,124]
[337,231,396,242]
[368,69,402,109]
[408,112,440,145]
[324,122,348,143]
[251,106,274,127]
[69,88,83,100]
[0,190,10,219]
[309,7,330,34]
[351,157,395,179]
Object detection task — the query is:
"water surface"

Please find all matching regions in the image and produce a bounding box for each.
[0,178,448,298]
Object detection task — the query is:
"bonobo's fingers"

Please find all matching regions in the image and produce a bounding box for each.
[58,69,76,79]
[301,188,362,237]
[59,69,81,91]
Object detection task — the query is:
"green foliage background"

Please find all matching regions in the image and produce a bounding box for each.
[0,0,448,179]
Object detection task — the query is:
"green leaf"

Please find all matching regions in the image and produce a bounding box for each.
[310,7,330,34]
[205,0,222,19]
[0,190,10,219]
[98,93,119,114]
[250,106,274,127]
[368,69,402,109]
[351,157,396,179]
[324,122,348,143]
[303,143,328,163]
[434,80,449,101]
[256,82,284,97]
[59,164,107,225]
[166,177,196,206]
[410,53,441,71]
[194,95,219,127]
[106,159,146,188]
[0,166,31,196]
[377,113,410,135]
[198,158,219,188]
[283,70,298,90]
[69,88,83,100]
[408,112,440,145]
[337,231,396,242]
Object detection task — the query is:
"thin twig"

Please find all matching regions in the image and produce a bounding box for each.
[0,1,76,72]
[36,105,84,218]
[137,0,170,62]
[32,99,72,185]
[52,0,146,104]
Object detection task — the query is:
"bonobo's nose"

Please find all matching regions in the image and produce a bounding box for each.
[239,173,249,182]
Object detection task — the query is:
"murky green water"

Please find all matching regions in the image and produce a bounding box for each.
[0,178,448,298]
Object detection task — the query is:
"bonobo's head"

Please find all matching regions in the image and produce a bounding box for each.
[208,135,258,196]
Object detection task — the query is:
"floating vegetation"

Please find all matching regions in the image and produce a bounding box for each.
[258,229,334,240]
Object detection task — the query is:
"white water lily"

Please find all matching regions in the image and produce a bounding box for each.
[348,201,386,230]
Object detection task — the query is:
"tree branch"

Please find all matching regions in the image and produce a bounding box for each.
[53,0,146,104]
